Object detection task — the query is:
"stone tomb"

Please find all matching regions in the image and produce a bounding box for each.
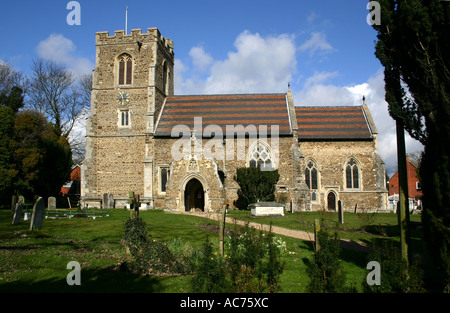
[249,202,285,217]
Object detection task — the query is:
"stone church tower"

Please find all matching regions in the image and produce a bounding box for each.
[81,28,174,207]
[82,27,388,213]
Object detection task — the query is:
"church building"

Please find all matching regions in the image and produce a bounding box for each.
[81,28,388,212]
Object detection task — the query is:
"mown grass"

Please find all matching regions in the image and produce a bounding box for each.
[0,208,422,293]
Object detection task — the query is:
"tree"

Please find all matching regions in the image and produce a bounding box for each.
[10,110,72,200]
[0,61,25,95]
[0,86,25,206]
[233,168,280,209]
[27,59,90,163]
[372,0,450,290]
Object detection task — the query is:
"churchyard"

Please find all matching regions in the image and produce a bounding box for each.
[0,207,423,293]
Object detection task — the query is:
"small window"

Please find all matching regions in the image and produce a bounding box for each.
[118,109,131,128]
[120,110,129,126]
[345,158,360,189]
[416,181,421,190]
[160,166,170,193]
[118,54,132,85]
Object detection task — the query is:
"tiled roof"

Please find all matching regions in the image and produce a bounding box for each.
[155,94,291,137]
[295,106,372,140]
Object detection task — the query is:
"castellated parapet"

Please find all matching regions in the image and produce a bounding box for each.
[95,28,174,56]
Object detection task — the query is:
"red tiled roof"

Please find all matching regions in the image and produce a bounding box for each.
[155,94,292,137]
[296,106,372,140]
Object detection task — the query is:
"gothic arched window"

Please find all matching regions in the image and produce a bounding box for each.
[118,54,132,85]
[248,141,273,170]
[345,158,360,189]
[305,161,319,201]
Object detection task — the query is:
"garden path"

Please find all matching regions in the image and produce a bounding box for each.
[166,210,371,253]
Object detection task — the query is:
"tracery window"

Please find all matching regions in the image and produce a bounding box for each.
[305,161,319,201]
[345,158,360,189]
[118,54,132,85]
[248,141,273,170]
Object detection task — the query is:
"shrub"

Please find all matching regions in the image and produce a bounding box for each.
[363,242,424,293]
[191,238,231,293]
[123,216,189,276]
[233,167,280,209]
[305,230,355,293]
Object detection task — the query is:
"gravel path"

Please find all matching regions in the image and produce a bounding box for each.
[167,210,371,253]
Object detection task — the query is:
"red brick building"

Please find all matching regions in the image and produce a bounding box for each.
[389,155,423,209]
[60,165,81,196]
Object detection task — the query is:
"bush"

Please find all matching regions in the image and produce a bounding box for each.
[190,224,286,293]
[191,238,231,293]
[233,167,280,209]
[122,216,189,276]
[363,242,424,293]
[305,230,355,293]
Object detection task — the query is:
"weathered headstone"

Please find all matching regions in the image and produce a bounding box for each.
[338,200,344,224]
[30,197,45,231]
[48,197,56,210]
[12,196,24,225]
[102,193,108,209]
[107,193,114,209]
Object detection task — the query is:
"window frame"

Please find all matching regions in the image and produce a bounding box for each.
[247,139,274,170]
[117,53,133,86]
[344,157,362,190]
[305,159,320,203]
[158,165,171,194]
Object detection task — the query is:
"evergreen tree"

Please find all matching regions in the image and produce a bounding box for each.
[372,0,450,290]
[0,87,24,206]
[233,167,280,209]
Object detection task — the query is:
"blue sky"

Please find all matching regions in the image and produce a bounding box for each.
[0,0,424,175]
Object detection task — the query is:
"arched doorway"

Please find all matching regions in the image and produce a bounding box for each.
[184,178,204,212]
[327,192,336,211]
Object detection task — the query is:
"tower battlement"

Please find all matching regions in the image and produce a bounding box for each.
[95,28,174,56]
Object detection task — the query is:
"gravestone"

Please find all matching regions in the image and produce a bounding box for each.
[48,197,56,210]
[30,197,45,231]
[338,200,344,224]
[107,193,114,209]
[102,193,108,209]
[12,196,24,225]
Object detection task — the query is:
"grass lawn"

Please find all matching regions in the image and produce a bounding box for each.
[0,208,423,293]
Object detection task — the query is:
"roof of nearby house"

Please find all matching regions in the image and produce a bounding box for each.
[295,106,373,140]
[154,93,373,140]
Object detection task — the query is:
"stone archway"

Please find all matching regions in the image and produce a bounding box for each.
[184,178,205,212]
[327,191,336,211]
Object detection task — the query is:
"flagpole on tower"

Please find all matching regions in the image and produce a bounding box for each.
[125,6,128,34]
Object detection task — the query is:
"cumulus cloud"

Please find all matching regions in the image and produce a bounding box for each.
[298,32,335,56]
[175,30,297,95]
[36,33,93,78]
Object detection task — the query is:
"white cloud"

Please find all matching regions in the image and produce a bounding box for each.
[36,33,94,78]
[189,46,213,72]
[298,32,335,56]
[295,69,423,176]
[176,30,297,95]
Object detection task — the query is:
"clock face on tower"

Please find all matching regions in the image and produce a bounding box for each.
[116,91,130,106]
